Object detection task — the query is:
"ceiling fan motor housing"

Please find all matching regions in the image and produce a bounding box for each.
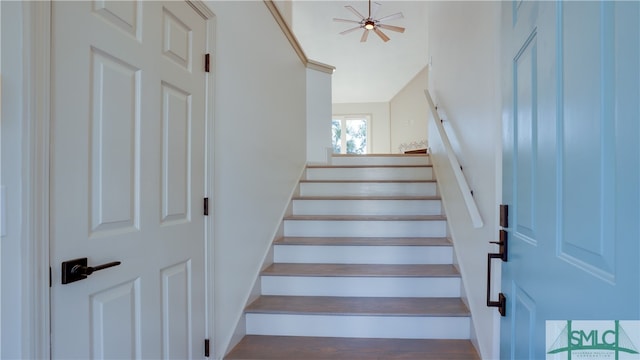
[333,1,405,42]
[364,20,375,30]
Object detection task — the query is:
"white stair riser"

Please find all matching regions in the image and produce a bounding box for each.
[284,220,447,238]
[246,314,470,339]
[261,276,461,297]
[273,245,453,265]
[292,199,442,216]
[306,167,433,181]
[299,182,438,197]
[331,156,430,166]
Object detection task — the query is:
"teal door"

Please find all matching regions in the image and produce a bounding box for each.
[500,1,639,358]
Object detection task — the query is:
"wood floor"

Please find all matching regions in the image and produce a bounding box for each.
[274,236,452,247]
[245,296,470,317]
[261,263,460,277]
[225,335,480,360]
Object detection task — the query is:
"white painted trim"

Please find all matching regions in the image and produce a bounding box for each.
[187,0,215,19]
[246,313,471,339]
[261,276,461,297]
[22,1,51,358]
[201,2,217,357]
[307,59,335,75]
[424,89,484,228]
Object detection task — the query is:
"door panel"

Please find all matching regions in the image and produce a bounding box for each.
[514,29,538,245]
[559,2,616,277]
[501,1,639,358]
[161,82,191,224]
[161,260,192,359]
[90,280,141,359]
[89,47,141,235]
[50,2,207,358]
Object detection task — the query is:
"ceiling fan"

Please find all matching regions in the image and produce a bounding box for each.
[333,0,405,43]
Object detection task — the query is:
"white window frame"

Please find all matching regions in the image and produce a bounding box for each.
[332,114,371,154]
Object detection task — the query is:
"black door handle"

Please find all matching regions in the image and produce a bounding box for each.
[71,261,121,276]
[61,257,121,284]
[487,230,507,316]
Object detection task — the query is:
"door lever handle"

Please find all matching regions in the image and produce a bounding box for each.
[61,257,121,284]
[486,230,507,316]
[71,261,121,276]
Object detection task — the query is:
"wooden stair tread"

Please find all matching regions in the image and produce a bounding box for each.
[284,214,447,221]
[225,335,480,360]
[246,296,470,317]
[274,237,452,246]
[261,263,460,277]
[306,164,433,169]
[300,179,437,183]
[332,154,428,157]
[292,195,441,200]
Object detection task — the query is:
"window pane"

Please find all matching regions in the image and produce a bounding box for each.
[332,119,342,154]
[346,119,367,154]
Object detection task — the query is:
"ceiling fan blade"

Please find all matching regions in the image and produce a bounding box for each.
[345,5,366,20]
[333,18,361,24]
[370,2,381,19]
[377,12,404,22]
[373,27,390,42]
[360,29,370,42]
[340,26,363,35]
[378,23,405,33]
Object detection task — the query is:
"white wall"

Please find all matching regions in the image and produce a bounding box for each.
[306,68,332,164]
[332,102,390,154]
[427,2,502,359]
[1,2,24,358]
[273,0,293,27]
[389,66,429,153]
[206,1,308,358]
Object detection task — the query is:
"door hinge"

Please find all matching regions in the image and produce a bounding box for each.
[204,197,209,216]
[204,339,210,357]
[205,53,211,73]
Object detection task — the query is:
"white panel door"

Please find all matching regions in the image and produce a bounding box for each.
[50,1,208,358]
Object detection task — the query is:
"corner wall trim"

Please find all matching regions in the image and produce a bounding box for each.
[307,59,335,74]
[263,0,335,74]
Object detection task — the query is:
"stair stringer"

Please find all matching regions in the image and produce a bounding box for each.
[223,165,307,358]
[429,156,496,360]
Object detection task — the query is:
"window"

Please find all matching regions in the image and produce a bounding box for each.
[332,115,370,154]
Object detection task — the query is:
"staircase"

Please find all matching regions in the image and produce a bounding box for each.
[226,154,479,360]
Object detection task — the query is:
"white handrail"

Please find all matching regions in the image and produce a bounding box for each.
[424,90,484,228]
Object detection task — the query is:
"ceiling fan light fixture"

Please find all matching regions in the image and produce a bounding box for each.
[334,0,405,42]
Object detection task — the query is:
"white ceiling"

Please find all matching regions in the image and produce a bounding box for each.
[290,1,429,104]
